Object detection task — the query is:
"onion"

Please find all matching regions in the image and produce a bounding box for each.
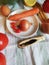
[19,19,32,31]
[1,5,11,16]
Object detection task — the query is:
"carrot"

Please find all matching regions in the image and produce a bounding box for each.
[8,7,39,21]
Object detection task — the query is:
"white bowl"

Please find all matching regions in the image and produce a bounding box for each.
[6,9,39,39]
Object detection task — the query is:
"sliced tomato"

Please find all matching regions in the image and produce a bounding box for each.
[0,53,6,65]
[0,33,8,50]
[14,28,21,33]
[11,22,21,33]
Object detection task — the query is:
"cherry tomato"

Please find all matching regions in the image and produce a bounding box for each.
[0,33,8,50]
[0,53,6,65]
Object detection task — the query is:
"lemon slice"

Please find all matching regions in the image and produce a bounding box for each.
[24,0,37,6]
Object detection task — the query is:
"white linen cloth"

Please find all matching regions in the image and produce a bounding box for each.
[0,0,49,65]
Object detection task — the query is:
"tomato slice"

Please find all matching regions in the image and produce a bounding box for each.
[11,22,21,33]
[0,33,8,50]
[0,53,6,65]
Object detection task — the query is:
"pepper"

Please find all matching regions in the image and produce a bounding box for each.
[42,0,49,13]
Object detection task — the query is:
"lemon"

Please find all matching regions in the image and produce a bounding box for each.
[24,0,37,6]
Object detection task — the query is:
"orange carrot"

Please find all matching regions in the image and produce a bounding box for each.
[9,7,39,21]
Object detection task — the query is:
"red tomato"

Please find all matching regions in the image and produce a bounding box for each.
[0,53,6,65]
[14,28,21,33]
[11,22,21,33]
[0,33,8,50]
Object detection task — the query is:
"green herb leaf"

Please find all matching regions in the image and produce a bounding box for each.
[0,0,19,5]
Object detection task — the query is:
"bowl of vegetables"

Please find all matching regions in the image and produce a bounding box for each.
[6,8,39,39]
